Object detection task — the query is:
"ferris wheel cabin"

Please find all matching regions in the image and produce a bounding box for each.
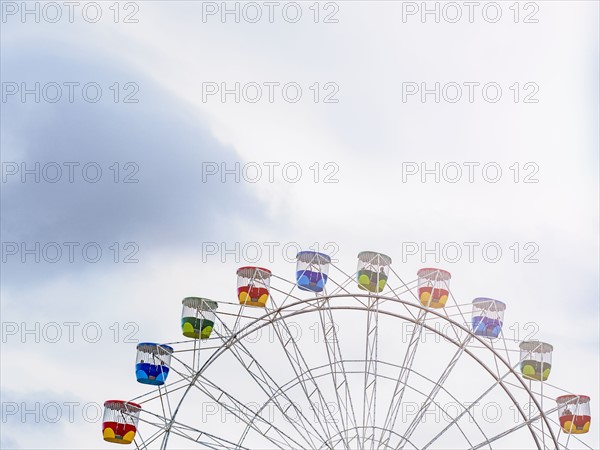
[102,400,141,444]
[135,343,173,386]
[296,251,331,293]
[181,297,218,339]
[357,251,392,293]
[417,268,451,308]
[237,266,272,307]
[519,340,553,381]
[471,298,506,338]
[556,395,591,434]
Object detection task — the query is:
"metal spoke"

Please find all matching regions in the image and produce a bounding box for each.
[216,315,328,448]
[316,292,360,447]
[396,333,473,448]
[138,408,246,449]
[470,403,563,450]
[422,358,538,450]
[191,375,300,449]
[361,292,380,449]
[379,308,428,447]
[267,304,345,448]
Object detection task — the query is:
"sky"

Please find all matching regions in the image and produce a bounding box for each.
[1,1,598,449]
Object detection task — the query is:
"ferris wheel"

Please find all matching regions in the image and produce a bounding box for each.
[100,250,593,449]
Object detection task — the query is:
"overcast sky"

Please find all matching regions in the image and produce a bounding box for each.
[1,1,598,449]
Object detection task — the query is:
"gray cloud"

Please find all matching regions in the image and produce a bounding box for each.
[1,41,268,290]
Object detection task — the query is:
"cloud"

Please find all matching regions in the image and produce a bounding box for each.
[1,38,268,291]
